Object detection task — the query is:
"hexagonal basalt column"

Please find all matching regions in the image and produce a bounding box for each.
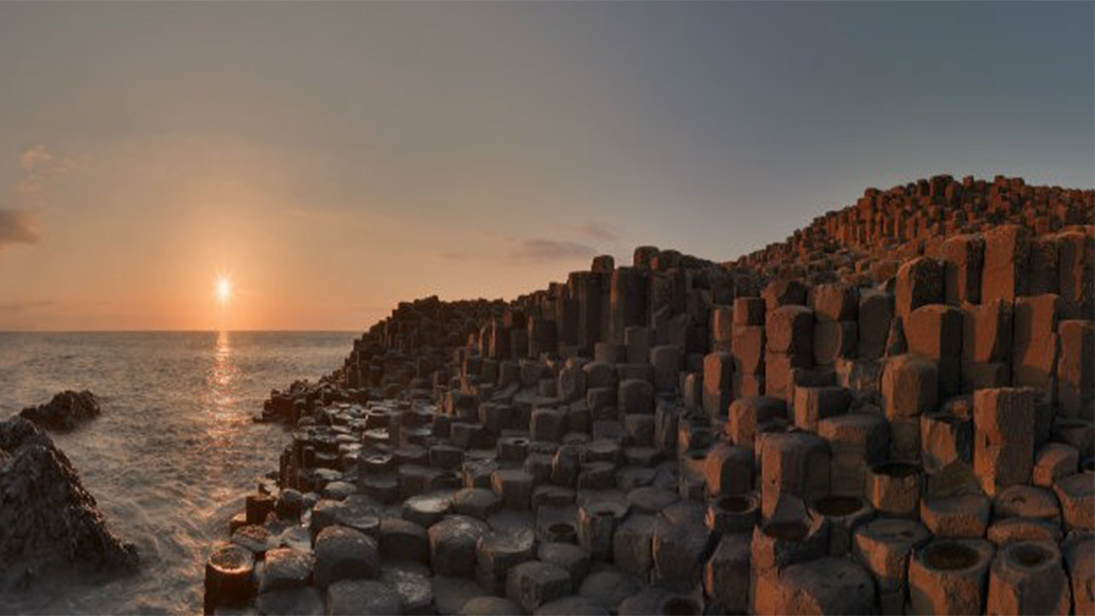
[986,541,1071,616]
[908,539,995,615]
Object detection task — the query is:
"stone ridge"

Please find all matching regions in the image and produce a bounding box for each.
[209,175,1094,616]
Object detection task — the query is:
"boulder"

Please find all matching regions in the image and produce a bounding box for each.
[0,417,137,586]
[19,390,102,431]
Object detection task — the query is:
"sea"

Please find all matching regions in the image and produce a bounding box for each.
[0,331,357,615]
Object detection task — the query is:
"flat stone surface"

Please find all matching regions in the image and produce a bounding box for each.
[326,580,403,615]
[313,525,378,588]
[260,547,315,593]
[255,586,324,616]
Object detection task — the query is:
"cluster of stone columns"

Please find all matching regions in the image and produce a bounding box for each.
[216,176,1093,616]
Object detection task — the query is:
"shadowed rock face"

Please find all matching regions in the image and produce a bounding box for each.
[0,416,137,588]
[20,390,102,431]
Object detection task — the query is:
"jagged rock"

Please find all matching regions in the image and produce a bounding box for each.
[19,390,102,431]
[0,416,137,587]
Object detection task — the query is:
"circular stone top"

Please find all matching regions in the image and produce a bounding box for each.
[715,493,759,514]
[209,544,254,573]
[922,540,982,571]
[873,461,922,478]
[1004,541,1058,570]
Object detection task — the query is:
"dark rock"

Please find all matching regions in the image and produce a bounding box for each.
[0,416,137,587]
[19,390,102,431]
[326,579,403,615]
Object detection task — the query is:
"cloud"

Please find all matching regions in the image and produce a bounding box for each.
[438,249,481,261]
[509,238,597,264]
[0,209,40,249]
[574,221,618,242]
[16,144,68,196]
[0,300,53,314]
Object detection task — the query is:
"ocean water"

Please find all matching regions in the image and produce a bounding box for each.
[0,331,356,615]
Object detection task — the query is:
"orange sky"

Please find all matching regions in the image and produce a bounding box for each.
[1,3,1091,331]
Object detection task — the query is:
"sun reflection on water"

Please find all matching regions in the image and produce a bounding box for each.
[207,331,240,415]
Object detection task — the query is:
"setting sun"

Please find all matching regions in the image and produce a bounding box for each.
[214,275,232,306]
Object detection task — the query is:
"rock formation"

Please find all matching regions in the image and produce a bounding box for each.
[0,416,138,588]
[212,175,1094,615]
[20,390,102,431]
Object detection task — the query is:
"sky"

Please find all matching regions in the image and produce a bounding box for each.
[0,2,1091,331]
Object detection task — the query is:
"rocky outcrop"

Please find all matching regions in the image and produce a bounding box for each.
[212,175,1093,615]
[20,390,102,431]
[0,416,137,588]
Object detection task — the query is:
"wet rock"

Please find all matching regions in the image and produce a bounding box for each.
[380,563,435,615]
[429,515,490,577]
[506,560,572,613]
[256,586,324,616]
[577,568,639,612]
[0,416,138,586]
[475,528,536,594]
[232,524,272,556]
[537,542,590,586]
[247,493,277,525]
[313,525,379,588]
[380,518,430,564]
[404,491,454,527]
[326,579,403,615]
[261,547,315,592]
[276,489,304,520]
[432,575,484,615]
[452,487,501,520]
[577,499,628,560]
[491,469,534,510]
[19,390,102,431]
[534,596,609,616]
[204,543,256,613]
[459,596,522,616]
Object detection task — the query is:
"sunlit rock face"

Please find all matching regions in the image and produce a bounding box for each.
[19,390,102,432]
[0,416,137,588]
[211,175,1094,615]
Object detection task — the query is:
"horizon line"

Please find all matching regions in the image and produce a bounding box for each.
[0,329,362,334]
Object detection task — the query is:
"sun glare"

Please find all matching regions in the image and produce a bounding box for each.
[215,275,233,306]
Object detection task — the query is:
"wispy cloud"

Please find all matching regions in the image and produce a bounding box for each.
[509,238,597,264]
[574,221,618,242]
[0,300,53,314]
[16,144,69,196]
[437,231,599,266]
[438,249,484,262]
[0,209,40,249]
